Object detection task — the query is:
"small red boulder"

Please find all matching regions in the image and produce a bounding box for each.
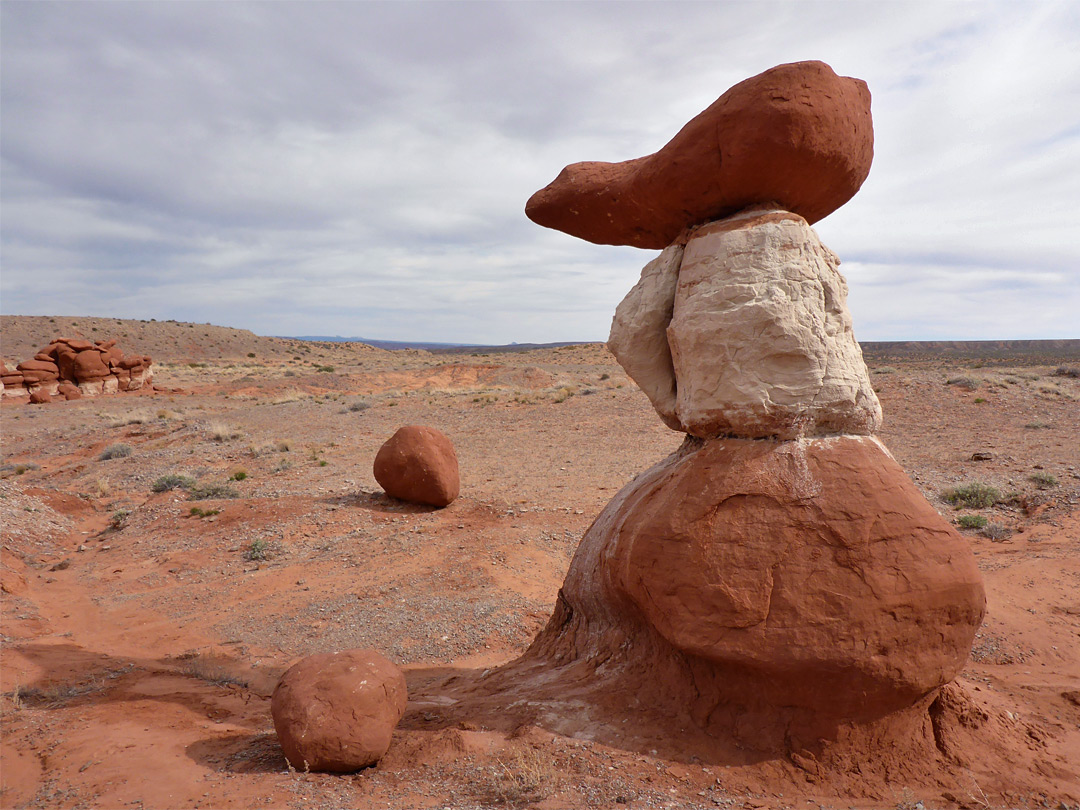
[373,425,460,507]
[271,649,407,773]
[28,389,52,404]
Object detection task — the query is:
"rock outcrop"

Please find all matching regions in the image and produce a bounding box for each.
[466,60,986,759]
[2,337,152,401]
[271,649,407,772]
[526,60,873,248]
[373,425,460,507]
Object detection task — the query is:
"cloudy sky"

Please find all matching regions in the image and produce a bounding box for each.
[2,1,1078,344]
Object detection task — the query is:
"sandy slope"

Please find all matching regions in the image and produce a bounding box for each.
[1,328,1078,809]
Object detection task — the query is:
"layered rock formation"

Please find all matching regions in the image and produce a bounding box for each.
[2,337,152,401]
[374,425,460,508]
[479,60,986,755]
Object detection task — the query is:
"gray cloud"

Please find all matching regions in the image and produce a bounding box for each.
[2,1,1078,343]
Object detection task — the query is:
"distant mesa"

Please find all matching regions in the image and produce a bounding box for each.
[526,60,873,248]
[373,425,460,508]
[2,336,153,402]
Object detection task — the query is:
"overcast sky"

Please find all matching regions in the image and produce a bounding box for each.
[2,1,1078,344]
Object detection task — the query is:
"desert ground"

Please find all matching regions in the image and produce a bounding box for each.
[1,315,1078,809]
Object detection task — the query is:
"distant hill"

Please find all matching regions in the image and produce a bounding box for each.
[288,336,599,354]
[861,339,1080,364]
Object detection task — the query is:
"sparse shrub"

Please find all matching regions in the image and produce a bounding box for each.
[981,522,1012,541]
[1051,365,1080,379]
[957,514,988,530]
[189,506,221,518]
[946,376,980,391]
[98,443,133,461]
[1024,421,1051,430]
[189,482,240,501]
[318,460,328,467]
[1029,472,1058,490]
[108,510,130,530]
[348,400,371,412]
[208,422,243,442]
[874,366,897,375]
[245,539,270,561]
[229,468,248,481]
[247,352,256,358]
[283,370,296,377]
[974,397,987,404]
[273,458,293,473]
[179,654,248,687]
[152,474,196,493]
[276,439,293,452]
[315,365,335,373]
[599,373,610,381]
[187,362,208,369]
[943,482,1001,509]
[474,746,557,806]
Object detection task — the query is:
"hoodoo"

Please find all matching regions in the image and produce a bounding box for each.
[463,60,986,758]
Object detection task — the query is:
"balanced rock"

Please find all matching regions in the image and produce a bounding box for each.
[374,425,460,507]
[271,649,407,772]
[526,60,873,248]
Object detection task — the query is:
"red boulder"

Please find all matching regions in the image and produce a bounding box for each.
[271,649,407,772]
[373,425,460,507]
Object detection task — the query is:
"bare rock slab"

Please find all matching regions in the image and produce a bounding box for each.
[374,425,460,507]
[271,649,408,773]
[669,208,881,438]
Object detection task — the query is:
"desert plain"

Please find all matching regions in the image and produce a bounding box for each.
[1,314,1078,809]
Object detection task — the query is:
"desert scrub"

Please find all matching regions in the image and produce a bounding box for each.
[348,400,371,412]
[189,482,240,500]
[1052,365,1080,379]
[108,510,130,530]
[957,514,988,530]
[943,482,1001,509]
[315,365,335,373]
[1024,421,1052,430]
[1028,472,1058,489]
[151,473,196,492]
[980,522,1012,541]
[229,468,248,481]
[244,539,271,561]
[98,443,133,461]
[474,745,558,806]
[945,376,980,391]
[207,422,243,442]
[189,506,221,518]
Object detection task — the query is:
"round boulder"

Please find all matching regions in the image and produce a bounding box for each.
[271,649,407,773]
[28,388,52,405]
[373,425,460,507]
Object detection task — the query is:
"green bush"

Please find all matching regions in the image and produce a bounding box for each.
[1028,472,1058,490]
[957,514,988,530]
[99,444,133,461]
[152,474,196,493]
[943,483,1000,509]
[189,482,240,501]
[946,376,980,391]
[245,539,270,561]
